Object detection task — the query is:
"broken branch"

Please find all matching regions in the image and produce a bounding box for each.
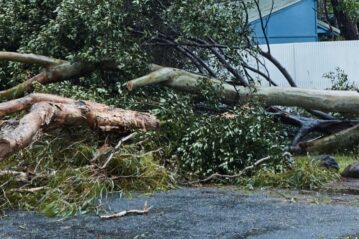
[0,94,160,160]
[99,201,152,219]
[127,66,359,114]
[0,51,65,66]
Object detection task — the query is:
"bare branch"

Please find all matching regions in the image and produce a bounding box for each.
[99,201,152,219]
[0,51,65,66]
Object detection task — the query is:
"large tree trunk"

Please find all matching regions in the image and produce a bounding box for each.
[331,0,359,40]
[299,124,359,154]
[127,67,359,114]
[0,93,160,160]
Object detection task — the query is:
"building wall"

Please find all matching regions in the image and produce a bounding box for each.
[251,0,318,44]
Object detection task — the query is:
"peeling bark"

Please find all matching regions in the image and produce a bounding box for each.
[0,94,160,160]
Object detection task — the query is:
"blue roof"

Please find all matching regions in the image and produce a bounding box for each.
[248,0,300,22]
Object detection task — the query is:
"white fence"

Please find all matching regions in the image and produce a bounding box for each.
[250,40,359,89]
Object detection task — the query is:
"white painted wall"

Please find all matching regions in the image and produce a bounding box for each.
[249,40,359,89]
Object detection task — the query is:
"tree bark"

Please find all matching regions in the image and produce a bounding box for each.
[0,51,65,66]
[0,62,102,100]
[331,0,359,40]
[299,124,359,153]
[0,93,160,160]
[127,66,359,114]
[0,51,124,101]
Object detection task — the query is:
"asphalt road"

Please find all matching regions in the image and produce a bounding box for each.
[1,187,359,239]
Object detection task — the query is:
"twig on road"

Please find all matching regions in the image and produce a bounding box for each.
[99,201,152,219]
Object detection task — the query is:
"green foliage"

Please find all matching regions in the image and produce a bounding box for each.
[177,106,286,178]
[144,81,287,179]
[0,0,61,89]
[324,67,359,120]
[0,0,60,51]
[0,0,255,89]
[24,0,147,67]
[324,67,358,91]
[338,0,359,21]
[244,157,340,190]
[165,0,251,45]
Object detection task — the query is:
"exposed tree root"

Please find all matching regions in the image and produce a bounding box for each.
[0,93,159,160]
[269,107,359,151]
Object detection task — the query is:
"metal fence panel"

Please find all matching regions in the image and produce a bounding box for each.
[252,40,359,89]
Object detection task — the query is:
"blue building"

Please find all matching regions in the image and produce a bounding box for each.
[250,0,340,44]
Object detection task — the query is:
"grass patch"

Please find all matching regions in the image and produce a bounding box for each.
[335,155,358,173]
[243,157,340,190]
[0,128,174,217]
[296,155,358,173]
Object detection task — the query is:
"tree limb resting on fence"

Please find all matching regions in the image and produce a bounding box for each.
[127,66,359,114]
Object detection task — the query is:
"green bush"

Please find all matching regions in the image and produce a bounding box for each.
[177,106,287,178]
[144,86,287,179]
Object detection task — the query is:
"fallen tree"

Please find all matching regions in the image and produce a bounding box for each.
[1,51,359,157]
[4,52,359,115]
[127,66,359,114]
[1,1,347,217]
[0,93,159,159]
[126,66,359,153]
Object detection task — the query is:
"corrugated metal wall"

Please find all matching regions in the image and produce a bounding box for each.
[251,40,359,89]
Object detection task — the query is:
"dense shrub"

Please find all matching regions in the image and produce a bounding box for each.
[144,86,287,179]
[177,107,286,177]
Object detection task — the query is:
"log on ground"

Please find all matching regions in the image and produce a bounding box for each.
[0,93,160,160]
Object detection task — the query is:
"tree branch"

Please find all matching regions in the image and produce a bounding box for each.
[0,52,65,67]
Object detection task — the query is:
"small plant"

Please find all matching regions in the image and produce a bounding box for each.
[324,67,358,91]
